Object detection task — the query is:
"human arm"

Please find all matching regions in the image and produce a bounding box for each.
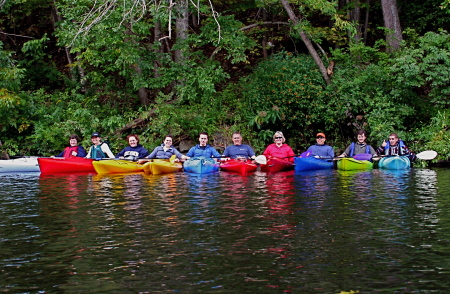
[101,143,116,158]
[76,146,87,157]
[85,146,92,158]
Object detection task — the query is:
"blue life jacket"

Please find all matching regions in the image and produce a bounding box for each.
[349,142,371,157]
[90,143,107,158]
[384,140,407,155]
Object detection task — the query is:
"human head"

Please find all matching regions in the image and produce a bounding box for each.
[69,134,80,147]
[163,135,173,148]
[232,132,242,146]
[127,134,139,147]
[388,133,399,146]
[199,132,208,146]
[316,132,326,145]
[91,132,101,145]
[273,131,285,144]
[356,130,367,143]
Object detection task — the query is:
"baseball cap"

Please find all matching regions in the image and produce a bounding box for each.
[91,132,101,138]
[316,132,326,138]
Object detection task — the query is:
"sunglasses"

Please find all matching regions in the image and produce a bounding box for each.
[316,136,325,139]
[274,137,283,139]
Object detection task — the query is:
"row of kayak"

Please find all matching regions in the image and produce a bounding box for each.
[0,155,413,174]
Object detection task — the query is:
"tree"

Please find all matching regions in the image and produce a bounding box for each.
[381,0,403,51]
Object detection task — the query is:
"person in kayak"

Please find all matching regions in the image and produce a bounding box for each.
[86,132,115,159]
[147,135,188,161]
[262,131,295,162]
[306,132,334,159]
[376,133,416,161]
[185,132,222,159]
[116,134,149,160]
[223,132,256,160]
[339,130,377,157]
[55,134,87,158]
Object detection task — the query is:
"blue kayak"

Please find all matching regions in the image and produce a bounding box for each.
[378,156,410,170]
[184,157,220,174]
[294,156,333,172]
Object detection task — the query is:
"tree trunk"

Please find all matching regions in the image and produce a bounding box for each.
[279,0,331,85]
[381,0,403,51]
[174,0,189,63]
[262,8,268,59]
[348,0,362,43]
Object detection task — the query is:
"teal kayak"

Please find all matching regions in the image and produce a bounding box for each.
[184,157,219,174]
[378,156,410,170]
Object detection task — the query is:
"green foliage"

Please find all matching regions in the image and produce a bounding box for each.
[0,41,25,92]
[240,52,328,150]
[188,15,257,63]
[19,34,62,90]
[390,30,450,107]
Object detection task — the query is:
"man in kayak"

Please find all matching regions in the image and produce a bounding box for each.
[339,130,377,157]
[306,132,334,159]
[185,132,222,159]
[116,134,149,160]
[147,135,188,161]
[376,133,416,160]
[55,134,87,158]
[86,132,115,159]
[223,132,256,160]
[262,131,295,162]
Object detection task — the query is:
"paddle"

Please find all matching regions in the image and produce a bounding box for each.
[169,154,177,164]
[415,150,437,160]
[254,155,267,165]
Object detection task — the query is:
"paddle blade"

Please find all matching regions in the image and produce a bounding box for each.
[416,150,437,160]
[169,155,176,164]
[354,153,373,161]
[254,155,267,165]
[299,151,312,158]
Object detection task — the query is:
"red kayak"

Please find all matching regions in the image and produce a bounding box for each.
[38,157,95,174]
[220,159,257,174]
[260,157,294,172]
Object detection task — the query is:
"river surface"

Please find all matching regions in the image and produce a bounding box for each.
[1,168,450,293]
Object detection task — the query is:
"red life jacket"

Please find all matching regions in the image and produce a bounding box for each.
[63,146,79,158]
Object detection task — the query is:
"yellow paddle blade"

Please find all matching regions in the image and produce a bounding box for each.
[169,155,176,164]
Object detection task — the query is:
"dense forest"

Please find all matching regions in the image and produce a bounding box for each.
[1,0,450,161]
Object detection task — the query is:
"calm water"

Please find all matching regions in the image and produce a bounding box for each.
[1,168,450,293]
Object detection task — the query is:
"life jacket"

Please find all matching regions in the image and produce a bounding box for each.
[349,142,371,157]
[384,140,406,156]
[90,143,107,159]
[62,146,78,158]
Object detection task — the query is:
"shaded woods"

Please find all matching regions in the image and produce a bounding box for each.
[1,0,450,161]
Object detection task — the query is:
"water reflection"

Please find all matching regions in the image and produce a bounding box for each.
[2,169,450,292]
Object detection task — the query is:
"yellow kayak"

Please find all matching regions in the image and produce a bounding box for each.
[337,157,373,171]
[92,159,145,174]
[143,159,182,175]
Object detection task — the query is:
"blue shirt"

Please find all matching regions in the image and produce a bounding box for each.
[116,144,149,159]
[147,145,184,159]
[306,144,334,158]
[223,144,255,159]
[186,144,221,158]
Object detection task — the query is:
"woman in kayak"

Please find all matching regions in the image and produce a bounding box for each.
[116,134,149,160]
[147,135,188,161]
[86,132,115,159]
[55,134,87,158]
[262,131,295,162]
